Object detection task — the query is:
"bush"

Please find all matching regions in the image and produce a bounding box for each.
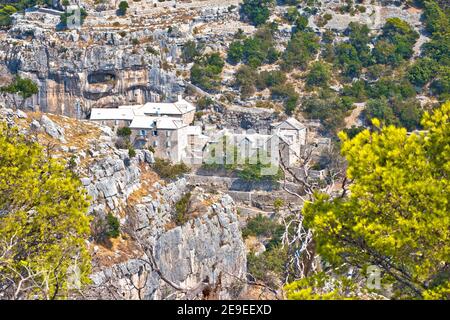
[228,27,278,67]
[242,214,284,243]
[247,245,288,288]
[282,31,320,70]
[118,1,129,16]
[152,158,190,179]
[270,84,299,115]
[302,96,349,134]
[182,40,203,63]
[240,0,273,26]
[306,61,331,88]
[117,126,132,137]
[256,70,287,90]
[235,65,258,98]
[174,192,192,226]
[190,53,224,92]
[106,213,120,238]
[408,57,438,87]
[128,147,136,158]
[197,96,214,109]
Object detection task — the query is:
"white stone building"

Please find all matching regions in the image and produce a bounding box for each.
[206,117,307,167]
[89,96,206,163]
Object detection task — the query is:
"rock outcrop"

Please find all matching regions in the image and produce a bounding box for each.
[0,106,247,300]
[89,183,247,300]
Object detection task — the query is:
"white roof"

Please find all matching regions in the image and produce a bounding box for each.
[90,108,134,121]
[271,117,306,130]
[129,116,156,129]
[118,97,195,116]
[129,115,186,130]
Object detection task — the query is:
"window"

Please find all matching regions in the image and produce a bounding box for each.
[152,130,158,136]
[166,141,171,147]
[140,129,147,136]
[153,141,158,147]
[166,131,171,137]
[115,120,119,126]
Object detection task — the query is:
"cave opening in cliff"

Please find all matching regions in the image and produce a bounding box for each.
[87,72,116,84]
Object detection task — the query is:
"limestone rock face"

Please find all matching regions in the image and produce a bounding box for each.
[89,184,247,300]
[0,107,247,300]
[0,26,183,118]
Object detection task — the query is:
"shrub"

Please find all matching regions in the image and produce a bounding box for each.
[240,0,273,26]
[282,31,320,70]
[190,53,224,92]
[242,214,284,242]
[174,192,192,226]
[270,84,299,115]
[306,61,331,88]
[273,198,284,212]
[118,1,129,16]
[182,40,203,63]
[247,245,288,288]
[152,158,190,179]
[235,65,258,98]
[117,126,132,137]
[128,147,136,158]
[197,96,214,109]
[106,213,120,238]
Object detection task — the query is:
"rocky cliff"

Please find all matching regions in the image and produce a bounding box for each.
[0,1,243,118]
[0,106,247,300]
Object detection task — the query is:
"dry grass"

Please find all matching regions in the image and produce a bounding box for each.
[92,236,144,269]
[127,163,161,205]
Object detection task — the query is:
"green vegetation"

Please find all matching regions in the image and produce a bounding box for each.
[242,214,284,248]
[190,53,224,92]
[244,214,287,288]
[0,1,55,28]
[273,198,284,212]
[306,61,331,88]
[152,158,190,180]
[0,122,91,299]
[128,147,136,158]
[117,126,132,137]
[270,83,299,115]
[373,18,419,66]
[302,94,351,134]
[0,4,16,28]
[420,1,450,100]
[288,102,450,299]
[281,30,320,71]
[105,213,120,238]
[248,246,287,288]
[0,76,38,109]
[240,0,273,26]
[196,96,214,109]
[203,137,283,183]
[238,159,283,183]
[181,40,204,63]
[174,192,192,226]
[227,27,278,67]
[117,1,129,16]
[234,65,258,98]
[227,2,447,137]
